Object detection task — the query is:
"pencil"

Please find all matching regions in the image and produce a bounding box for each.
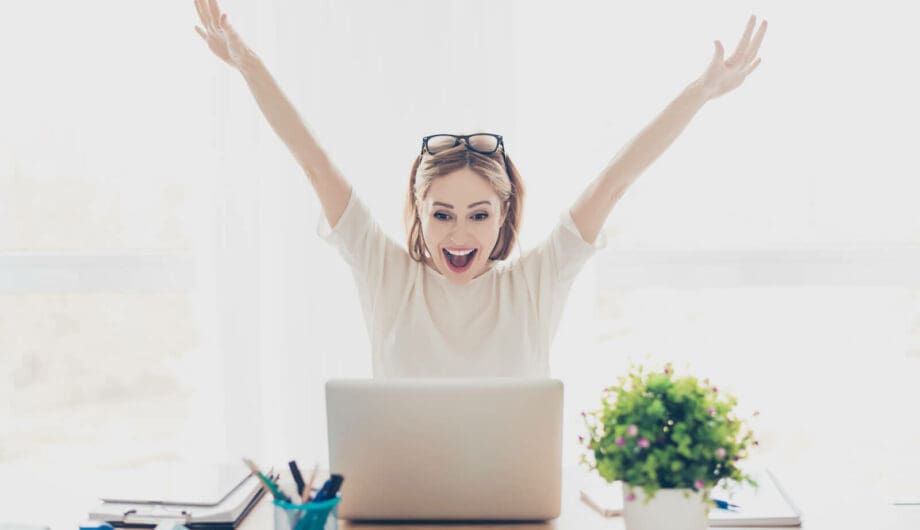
[242,457,292,503]
[302,462,319,503]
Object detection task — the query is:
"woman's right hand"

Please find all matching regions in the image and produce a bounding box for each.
[193,0,250,69]
[192,0,353,227]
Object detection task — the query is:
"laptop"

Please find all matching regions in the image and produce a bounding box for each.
[325,378,564,521]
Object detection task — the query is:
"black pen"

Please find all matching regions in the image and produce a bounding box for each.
[289,460,306,498]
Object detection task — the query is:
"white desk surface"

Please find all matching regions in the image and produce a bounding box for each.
[240,465,920,530]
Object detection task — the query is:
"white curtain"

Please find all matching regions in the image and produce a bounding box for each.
[187,0,527,467]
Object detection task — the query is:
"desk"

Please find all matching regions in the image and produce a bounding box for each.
[237,465,920,530]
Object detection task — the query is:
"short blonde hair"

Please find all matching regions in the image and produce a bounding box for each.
[403,144,525,262]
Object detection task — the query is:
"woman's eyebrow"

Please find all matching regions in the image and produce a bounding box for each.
[432,200,491,209]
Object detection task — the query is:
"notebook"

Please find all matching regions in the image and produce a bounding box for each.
[580,468,802,527]
[89,471,269,529]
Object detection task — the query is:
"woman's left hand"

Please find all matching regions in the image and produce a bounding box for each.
[697,15,767,101]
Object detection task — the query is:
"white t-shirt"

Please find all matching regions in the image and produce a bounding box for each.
[317,189,606,378]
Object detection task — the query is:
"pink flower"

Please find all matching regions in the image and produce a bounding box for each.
[627,424,638,437]
[615,436,625,446]
[708,407,716,416]
[578,435,584,444]
[694,479,705,491]
[715,447,727,459]
[638,437,650,449]
[712,386,719,393]
[664,366,671,375]
[626,492,636,502]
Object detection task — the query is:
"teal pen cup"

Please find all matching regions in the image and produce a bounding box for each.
[273,495,341,530]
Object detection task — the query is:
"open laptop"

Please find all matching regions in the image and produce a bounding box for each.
[325,378,563,521]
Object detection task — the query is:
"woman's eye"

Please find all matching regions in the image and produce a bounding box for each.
[433,212,487,221]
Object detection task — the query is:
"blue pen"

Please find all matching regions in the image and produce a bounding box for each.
[301,474,344,530]
[713,498,741,511]
[311,474,344,503]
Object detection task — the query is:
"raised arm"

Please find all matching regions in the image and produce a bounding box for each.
[570,15,767,245]
[193,0,352,228]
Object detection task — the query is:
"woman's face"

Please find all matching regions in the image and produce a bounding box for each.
[418,168,506,285]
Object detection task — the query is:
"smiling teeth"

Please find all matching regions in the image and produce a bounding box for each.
[445,248,475,256]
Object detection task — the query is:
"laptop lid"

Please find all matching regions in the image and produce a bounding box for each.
[326,378,563,521]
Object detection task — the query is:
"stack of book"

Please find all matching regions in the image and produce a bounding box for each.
[88,462,270,529]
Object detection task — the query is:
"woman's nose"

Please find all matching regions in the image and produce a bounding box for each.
[448,229,471,243]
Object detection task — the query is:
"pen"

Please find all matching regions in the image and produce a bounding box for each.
[712,498,741,511]
[242,458,292,503]
[289,460,306,498]
[303,473,343,530]
[311,474,344,503]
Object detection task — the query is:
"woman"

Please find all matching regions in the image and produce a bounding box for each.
[193,0,767,377]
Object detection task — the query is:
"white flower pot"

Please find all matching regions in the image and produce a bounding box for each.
[622,487,708,530]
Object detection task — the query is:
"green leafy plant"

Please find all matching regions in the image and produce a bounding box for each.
[580,363,757,502]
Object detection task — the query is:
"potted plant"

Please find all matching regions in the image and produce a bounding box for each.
[580,363,758,530]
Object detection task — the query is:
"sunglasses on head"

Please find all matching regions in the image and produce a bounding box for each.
[421,133,508,169]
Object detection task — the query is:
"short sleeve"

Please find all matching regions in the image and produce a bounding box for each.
[550,207,607,284]
[316,188,367,267]
[316,189,413,320]
[516,208,607,353]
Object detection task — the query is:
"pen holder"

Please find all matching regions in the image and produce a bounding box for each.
[273,495,341,530]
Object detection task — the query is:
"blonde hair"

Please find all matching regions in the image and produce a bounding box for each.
[403,144,525,262]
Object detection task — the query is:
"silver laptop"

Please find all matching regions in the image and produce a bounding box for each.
[325,378,563,521]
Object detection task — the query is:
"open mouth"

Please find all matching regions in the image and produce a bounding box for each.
[443,248,477,273]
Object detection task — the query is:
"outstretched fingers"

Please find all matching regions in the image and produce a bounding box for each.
[726,15,756,68]
[699,15,767,99]
[207,0,222,32]
[741,20,768,69]
[194,0,213,34]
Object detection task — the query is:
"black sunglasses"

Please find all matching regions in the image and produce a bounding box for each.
[421,133,508,169]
